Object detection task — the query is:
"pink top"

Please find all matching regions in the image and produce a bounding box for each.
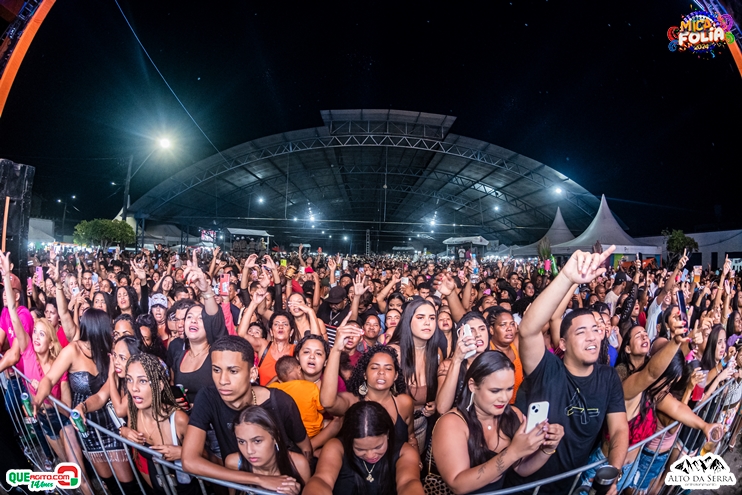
[16,344,68,404]
[0,306,34,349]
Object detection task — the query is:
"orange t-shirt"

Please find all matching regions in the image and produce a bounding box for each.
[268,380,324,437]
[258,344,295,386]
[490,342,523,404]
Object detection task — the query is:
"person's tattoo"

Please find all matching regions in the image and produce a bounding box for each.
[495,447,508,473]
[477,465,486,479]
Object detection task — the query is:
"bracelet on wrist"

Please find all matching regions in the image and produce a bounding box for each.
[540,446,556,455]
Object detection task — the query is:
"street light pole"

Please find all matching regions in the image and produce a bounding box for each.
[122,138,171,222]
[122,155,134,221]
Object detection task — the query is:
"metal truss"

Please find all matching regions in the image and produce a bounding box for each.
[168,182,545,242]
[143,133,596,222]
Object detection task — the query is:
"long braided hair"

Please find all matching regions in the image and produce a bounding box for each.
[125,353,180,443]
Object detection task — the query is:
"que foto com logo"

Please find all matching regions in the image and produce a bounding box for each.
[668,10,735,54]
[6,463,81,491]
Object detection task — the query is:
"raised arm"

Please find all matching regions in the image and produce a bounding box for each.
[348,275,368,323]
[374,270,399,313]
[623,317,686,400]
[183,251,218,316]
[48,261,79,342]
[549,284,578,352]
[319,320,361,415]
[0,251,29,372]
[434,272,467,323]
[519,246,616,375]
[240,254,258,290]
[435,333,476,414]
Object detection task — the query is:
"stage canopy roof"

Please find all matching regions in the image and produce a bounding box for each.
[129,109,610,247]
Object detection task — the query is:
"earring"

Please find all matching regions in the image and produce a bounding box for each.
[275,442,279,452]
[391,382,398,396]
[466,392,474,411]
[359,382,368,396]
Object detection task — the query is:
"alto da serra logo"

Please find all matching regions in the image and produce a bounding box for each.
[664,453,736,490]
[6,463,82,491]
[668,10,735,55]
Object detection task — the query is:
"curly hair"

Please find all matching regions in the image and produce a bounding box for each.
[346,346,406,397]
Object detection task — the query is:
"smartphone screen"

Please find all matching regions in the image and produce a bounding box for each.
[35,266,43,282]
[219,274,229,296]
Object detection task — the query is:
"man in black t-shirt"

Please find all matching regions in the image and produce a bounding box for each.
[181,336,311,492]
[509,246,628,495]
[316,285,350,345]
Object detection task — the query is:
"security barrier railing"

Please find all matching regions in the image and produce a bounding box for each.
[3,355,738,495]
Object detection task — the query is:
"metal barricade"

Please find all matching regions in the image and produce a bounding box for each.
[2,361,281,495]
[3,354,739,495]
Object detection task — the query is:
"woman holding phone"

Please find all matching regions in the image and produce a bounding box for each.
[431,351,562,494]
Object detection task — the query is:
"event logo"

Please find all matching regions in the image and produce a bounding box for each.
[6,463,82,491]
[668,10,735,54]
[664,453,736,490]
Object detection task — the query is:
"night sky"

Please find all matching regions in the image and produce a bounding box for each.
[0,1,740,243]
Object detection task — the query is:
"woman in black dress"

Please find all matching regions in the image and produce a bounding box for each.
[304,401,423,495]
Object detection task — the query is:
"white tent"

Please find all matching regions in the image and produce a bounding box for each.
[442,236,489,246]
[392,246,415,251]
[28,225,55,243]
[552,195,662,255]
[512,207,575,257]
[143,224,200,246]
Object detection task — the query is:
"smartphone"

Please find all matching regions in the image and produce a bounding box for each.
[335,270,341,278]
[27,277,33,293]
[92,273,99,283]
[35,266,43,282]
[574,286,580,295]
[382,270,387,277]
[71,287,80,297]
[219,274,229,296]
[359,267,364,274]
[460,324,476,359]
[678,290,689,333]
[400,276,409,285]
[170,385,189,407]
[280,259,287,267]
[299,266,305,275]
[342,260,348,270]
[525,401,550,433]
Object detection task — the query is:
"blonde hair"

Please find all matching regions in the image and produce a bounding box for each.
[34,318,63,361]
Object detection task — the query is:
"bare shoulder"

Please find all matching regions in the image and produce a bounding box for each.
[224,452,239,470]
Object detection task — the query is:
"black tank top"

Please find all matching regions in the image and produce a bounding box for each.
[361,395,408,449]
[332,440,403,495]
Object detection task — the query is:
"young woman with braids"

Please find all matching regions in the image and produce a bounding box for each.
[431,351,563,494]
[321,324,416,451]
[304,401,423,495]
[225,406,310,494]
[385,298,441,453]
[124,353,198,495]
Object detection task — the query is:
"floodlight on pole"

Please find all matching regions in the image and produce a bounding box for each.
[122,137,173,221]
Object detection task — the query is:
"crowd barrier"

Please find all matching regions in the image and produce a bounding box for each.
[2,356,738,495]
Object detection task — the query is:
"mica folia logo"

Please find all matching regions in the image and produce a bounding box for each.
[6,463,82,491]
[664,453,736,490]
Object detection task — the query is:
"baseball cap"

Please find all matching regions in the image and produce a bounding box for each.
[326,286,347,304]
[150,293,168,308]
[614,272,630,284]
[1,273,23,292]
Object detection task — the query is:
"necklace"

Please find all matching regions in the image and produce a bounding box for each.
[414,344,426,350]
[189,344,209,359]
[251,388,258,406]
[362,460,376,482]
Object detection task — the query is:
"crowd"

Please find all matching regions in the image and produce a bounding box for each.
[0,242,740,495]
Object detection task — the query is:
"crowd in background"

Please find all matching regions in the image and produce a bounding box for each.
[0,241,740,495]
